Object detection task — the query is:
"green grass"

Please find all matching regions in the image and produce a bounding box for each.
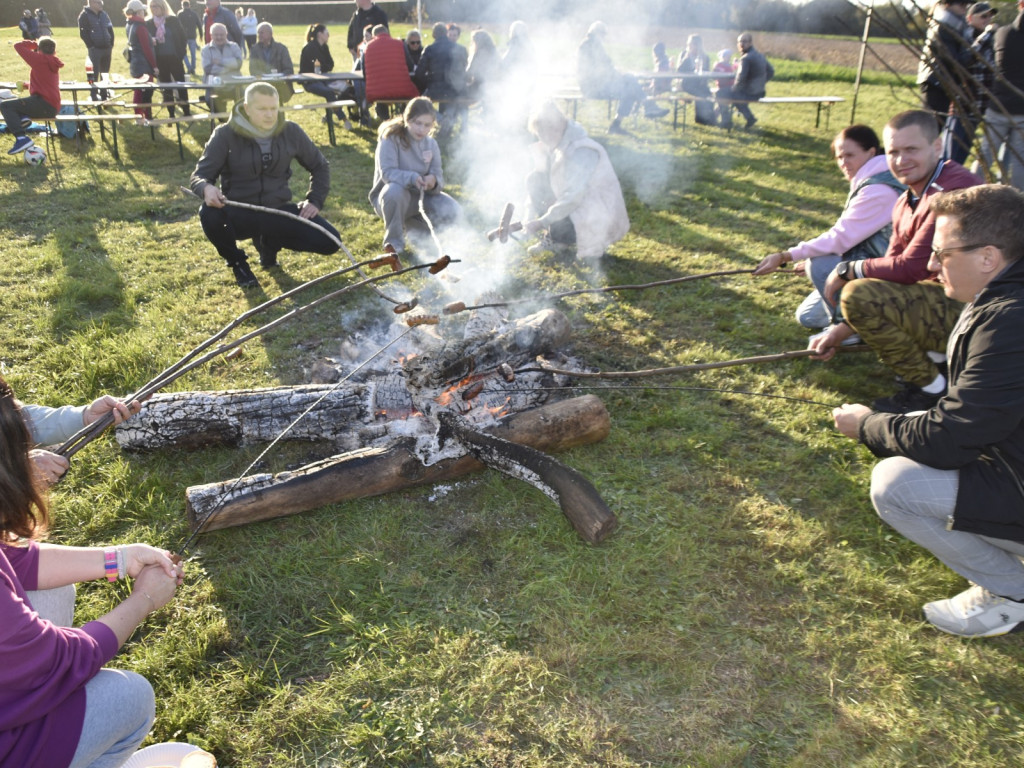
[3,25,1023,768]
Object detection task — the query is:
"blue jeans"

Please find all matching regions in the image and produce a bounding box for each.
[977,108,1024,191]
[183,38,198,73]
[795,253,843,329]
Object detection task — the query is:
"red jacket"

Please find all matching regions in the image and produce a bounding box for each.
[14,40,63,112]
[861,160,981,284]
[363,33,419,103]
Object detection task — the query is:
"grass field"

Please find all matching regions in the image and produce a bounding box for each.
[3,22,1023,768]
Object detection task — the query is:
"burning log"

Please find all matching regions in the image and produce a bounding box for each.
[185,395,612,541]
[436,410,616,544]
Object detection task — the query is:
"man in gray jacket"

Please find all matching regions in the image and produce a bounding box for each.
[190,82,340,287]
[730,32,774,130]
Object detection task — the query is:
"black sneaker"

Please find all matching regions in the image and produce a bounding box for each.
[252,236,278,268]
[872,383,943,414]
[231,261,259,287]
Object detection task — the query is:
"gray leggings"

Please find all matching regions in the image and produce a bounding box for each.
[27,585,156,768]
[871,456,1024,600]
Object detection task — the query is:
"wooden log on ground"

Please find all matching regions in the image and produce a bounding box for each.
[185,395,611,540]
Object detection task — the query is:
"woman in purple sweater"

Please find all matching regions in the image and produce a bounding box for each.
[0,374,183,768]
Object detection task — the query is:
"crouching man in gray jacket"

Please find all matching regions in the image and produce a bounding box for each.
[190,82,340,287]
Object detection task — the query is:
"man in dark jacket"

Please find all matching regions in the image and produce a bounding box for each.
[201,0,242,47]
[178,0,201,75]
[978,0,1024,189]
[346,0,387,63]
[833,184,1024,638]
[248,22,294,103]
[78,0,114,99]
[731,32,774,130]
[413,22,467,135]
[917,0,972,128]
[190,82,340,287]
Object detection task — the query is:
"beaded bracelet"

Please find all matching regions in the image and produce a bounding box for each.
[103,547,118,583]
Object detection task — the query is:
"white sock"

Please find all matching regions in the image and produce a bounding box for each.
[921,373,946,395]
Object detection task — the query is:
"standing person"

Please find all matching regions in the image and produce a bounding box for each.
[0,373,184,768]
[943,1,999,163]
[240,8,257,55]
[810,110,982,413]
[201,21,243,113]
[576,21,668,136]
[124,0,157,120]
[233,5,244,56]
[35,8,52,36]
[832,184,1024,638]
[731,32,773,130]
[412,22,467,137]
[677,34,714,125]
[178,0,201,76]
[977,0,1024,189]
[147,0,190,117]
[202,0,242,47]
[522,100,629,261]
[299,23,353,120]
[190,82,341,287]
[79,0,116,100]
[754,125,904,331]
[248,21,294,103]
[368,97,461,256]
[918,0,972,130]
[2,37,62,156]
[19,9,39,40]
[346,0,387,63]
[465,29,500,111]
[404,28,423,68]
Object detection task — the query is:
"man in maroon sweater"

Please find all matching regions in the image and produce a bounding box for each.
[2,37,63,155]
[810,110,982,412]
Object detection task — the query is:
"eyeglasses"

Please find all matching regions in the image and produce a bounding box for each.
[930,243,989,262]
[408,40,421,46]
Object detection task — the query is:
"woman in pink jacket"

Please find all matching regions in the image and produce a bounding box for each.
[753,124,905,331]
[0,374,183,768]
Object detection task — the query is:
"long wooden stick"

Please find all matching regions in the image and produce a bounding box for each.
[444,268,777,315]
[515,347,864,379]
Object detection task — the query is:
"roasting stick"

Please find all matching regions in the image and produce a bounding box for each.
[55,255,455,460]
[514,346,866,379]
[178,186,404,306]
[440,268,785,316]
[177,326,417,556]
[417,187,446,259]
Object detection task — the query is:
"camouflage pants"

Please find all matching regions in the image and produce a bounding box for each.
[840,278,963,386]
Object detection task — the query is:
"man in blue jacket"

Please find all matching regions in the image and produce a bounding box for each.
[78,0,114,99]
[833,184,1024,637]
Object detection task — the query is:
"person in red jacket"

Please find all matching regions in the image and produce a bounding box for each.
[2,37,62,155]
[362,23,418,120]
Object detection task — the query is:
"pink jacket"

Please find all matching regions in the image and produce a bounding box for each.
[788,154,899,263]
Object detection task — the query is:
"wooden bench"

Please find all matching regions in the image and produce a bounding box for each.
[42,111,146,161]
[663,94,844,132]
[143,110,229,159]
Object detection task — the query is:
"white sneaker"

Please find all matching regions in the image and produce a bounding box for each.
[808,324,861,347]
[923,584,1024,637]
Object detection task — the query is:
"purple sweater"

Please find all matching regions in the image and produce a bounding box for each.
[0,542,119,768]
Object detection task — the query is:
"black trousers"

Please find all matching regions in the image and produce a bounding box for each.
[199,202,340,264]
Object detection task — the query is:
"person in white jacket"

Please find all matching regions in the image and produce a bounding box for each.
[523,100,630,261]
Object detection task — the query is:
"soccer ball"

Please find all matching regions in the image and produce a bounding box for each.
[23,145,46,166]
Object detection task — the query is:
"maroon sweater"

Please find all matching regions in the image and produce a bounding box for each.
[860,160,982,284]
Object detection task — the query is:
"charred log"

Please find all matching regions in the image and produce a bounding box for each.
[185,395,611,540]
